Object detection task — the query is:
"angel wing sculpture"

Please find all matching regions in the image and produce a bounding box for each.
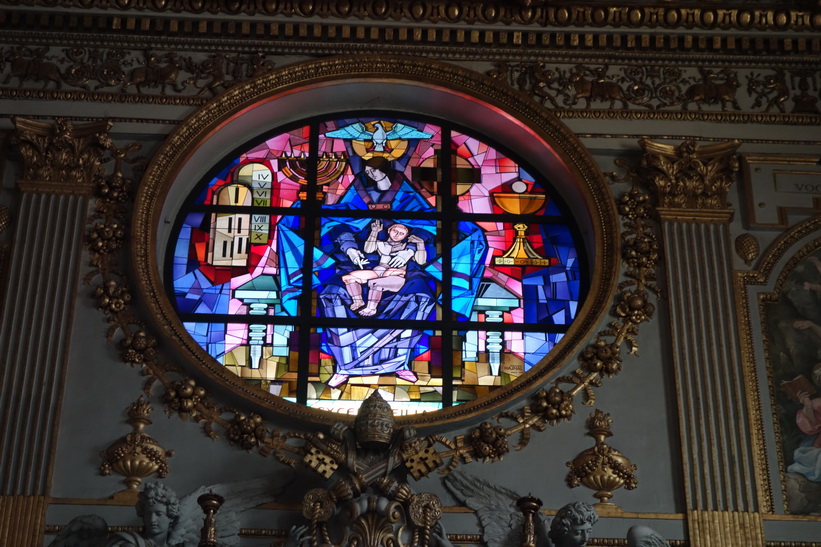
[443,470,540,547]
[444,470,669,547]
[50,472,293,547]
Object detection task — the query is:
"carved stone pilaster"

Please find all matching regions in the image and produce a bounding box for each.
[12,117,112,196]
[0,119,113,513]
[688,510,764,546]
[626,139,762,545]
[639,139,741,221]
[0,495,46,547]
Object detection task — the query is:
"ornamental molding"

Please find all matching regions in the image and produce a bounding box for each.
[1,47,820,126]
[129,55,623,428]
[13,58,658,478]
[2,1,819,34]
[735,216,821,516]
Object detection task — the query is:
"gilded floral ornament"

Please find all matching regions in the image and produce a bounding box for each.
[566,409,637,508]
[95,280,132,316]
[99,396,174,492]
[164,378,208,420]
[467,421,511,462]
[120,330,158,365]
[226,412,269,452]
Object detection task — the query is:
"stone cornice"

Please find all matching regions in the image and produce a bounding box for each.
[1,1,818,34]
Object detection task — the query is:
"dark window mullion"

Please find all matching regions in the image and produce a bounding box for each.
[295,123,320,405]
[440,129,454,408]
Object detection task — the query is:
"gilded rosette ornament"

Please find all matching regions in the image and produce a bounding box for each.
[566,410,637,508]
[99,396,174,491]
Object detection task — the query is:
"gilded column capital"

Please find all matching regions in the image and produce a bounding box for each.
[638,139,741,222]
[11,117,113,196]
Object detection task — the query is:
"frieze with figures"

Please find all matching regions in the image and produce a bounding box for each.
[2,46,821,123]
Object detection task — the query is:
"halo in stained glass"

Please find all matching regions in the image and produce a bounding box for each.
[166,115,588,416]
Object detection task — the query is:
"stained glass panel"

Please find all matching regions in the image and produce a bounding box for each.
[168,115,586,415]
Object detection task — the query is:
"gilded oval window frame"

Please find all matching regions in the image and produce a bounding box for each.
[133,56,619,428]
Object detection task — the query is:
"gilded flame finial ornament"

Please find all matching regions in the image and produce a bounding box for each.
[99,396,174,492]
[566,409,637,509]
[639,139,741,212]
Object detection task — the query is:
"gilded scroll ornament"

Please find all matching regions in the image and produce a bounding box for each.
[566,410,638,508]
[99,396,174,491]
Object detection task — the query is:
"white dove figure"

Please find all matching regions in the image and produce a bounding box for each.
[371,121,388,151]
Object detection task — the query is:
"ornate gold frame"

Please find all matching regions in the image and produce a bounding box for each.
[131,55,620,427]
[736,215,821,516]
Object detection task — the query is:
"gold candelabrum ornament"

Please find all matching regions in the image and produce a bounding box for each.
[516,495,543,547]
[99,396,174,492]
[197,492,225,547]
[565,409,637,509]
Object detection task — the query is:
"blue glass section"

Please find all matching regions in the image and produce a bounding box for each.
[452,221,488,320]
[523,332,564,370]
[277,218,305,316]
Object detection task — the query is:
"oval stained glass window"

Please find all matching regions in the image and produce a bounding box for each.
[167,115,588,416]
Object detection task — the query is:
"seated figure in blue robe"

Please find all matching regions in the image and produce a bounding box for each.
[278,156,486,389]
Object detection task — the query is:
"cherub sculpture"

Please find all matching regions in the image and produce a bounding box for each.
[443,470,669,547]
[547,501,598,547]
[49,474,293,547]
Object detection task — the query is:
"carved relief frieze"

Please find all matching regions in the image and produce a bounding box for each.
[491,63,821,121]
[1,46,275,99]
[2,47,821,127]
